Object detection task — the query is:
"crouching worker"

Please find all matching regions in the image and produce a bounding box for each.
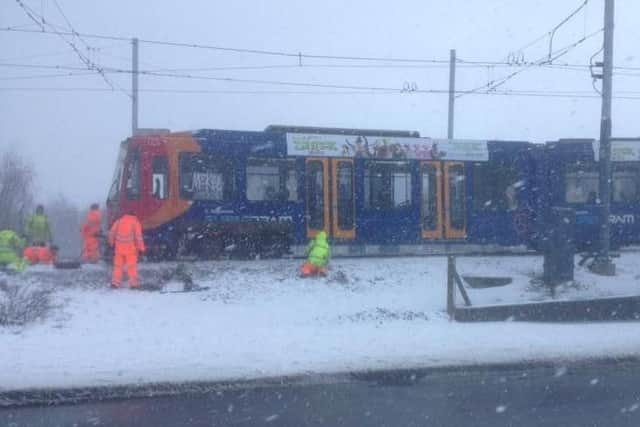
[108,211,145,289]
[23,245,58,265]
[300,231,331,277]
[0,229,27,273]
[25,205,52,247]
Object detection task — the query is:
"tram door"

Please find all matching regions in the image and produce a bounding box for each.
[421,161,466,239]
[305,158,355,240]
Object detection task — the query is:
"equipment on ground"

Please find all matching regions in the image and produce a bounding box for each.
[461,276,512,288]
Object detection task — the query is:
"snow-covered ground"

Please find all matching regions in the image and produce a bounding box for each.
[1,254,640,392]
[458,252,640,306]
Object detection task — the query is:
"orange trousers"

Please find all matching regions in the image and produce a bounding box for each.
[23,246,56,264]
[82,237,100,262]
[300,262,327,277]
[112,250,139,288]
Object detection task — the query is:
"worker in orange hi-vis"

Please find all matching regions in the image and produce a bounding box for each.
[23,245,58,265]
[108,211,145,289]
[81,203,102,263]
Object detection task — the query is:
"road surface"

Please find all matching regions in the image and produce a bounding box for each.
[2,360,640,426]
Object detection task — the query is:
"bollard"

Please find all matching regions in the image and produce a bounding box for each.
[543,207,575,290]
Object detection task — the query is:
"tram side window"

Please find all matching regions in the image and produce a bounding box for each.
[472,162,519,210]
[565,163,599,204]
[152,156,169,200]
[613,164,640,203]
[336,161,354,229]
[179,153,234,201]
[364,161,412,210]
[125,149,141,200]
[448,164,466,230]
[306,161,325,230]
[246,158,298,201]
[421,164,438,230]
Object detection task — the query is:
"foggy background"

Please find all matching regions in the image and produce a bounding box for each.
[0,0,638,208]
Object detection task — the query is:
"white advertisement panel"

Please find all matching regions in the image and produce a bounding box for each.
[593,140,640,161]
[286,133,489,161]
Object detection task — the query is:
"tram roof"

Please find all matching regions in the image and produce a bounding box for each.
[264,125,420,138]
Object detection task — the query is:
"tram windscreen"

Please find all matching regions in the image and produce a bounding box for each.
[125,149,141,200]
[107,143,127,202]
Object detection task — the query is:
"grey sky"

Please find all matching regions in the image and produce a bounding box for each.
[0,0,638,206]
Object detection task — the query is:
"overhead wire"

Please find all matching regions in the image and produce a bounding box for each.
[52,0,91,50]
[0,62,91,71]
[0,41,129,63]
[1,86,639,100]
[146,63,451,73]
[49,0,130,95]
[589,45,604,95]
[501,0,588,64]
[0,49,82,62]
[457,1,593,98]
[2,10,639,102]
[1,56,638,98]
[456,58,640,72]
[13,0,130,97]
[3,60,639,74]
[144,62,636,72]
[0,62,410,93]
[2,25,640,71]
[0,22,40,30]
[13,0,45,30]
[14,1,107,83]
[548,0,589,60]
[0,26,450,64]
[0,71,97,80]
[134,69,406,92]
[613,70,640,77]
[456,28,603,98]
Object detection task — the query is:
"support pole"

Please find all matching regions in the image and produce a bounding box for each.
[131,37,139,136]
[445,51,458,318]
[453,269,472,307]
[447,49,456,139]
[591,0,616,276]
[447,255,456,319]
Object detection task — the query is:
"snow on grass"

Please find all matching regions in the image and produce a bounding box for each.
[458,251,640,306]
[0,282,55,327]
[0,254,639,392]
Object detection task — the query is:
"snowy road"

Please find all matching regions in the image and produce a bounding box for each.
[2,359,640,426]
[1,255,640,392]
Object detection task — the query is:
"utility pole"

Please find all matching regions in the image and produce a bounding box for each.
[447,49,456,139]
[446,49,456,288]
[131,37,139,136]
[591,0,616,276]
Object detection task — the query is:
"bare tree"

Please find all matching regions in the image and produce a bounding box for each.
[0,151,35,232]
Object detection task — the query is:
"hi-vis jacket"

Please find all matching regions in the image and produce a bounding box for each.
[108,214,145,253]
